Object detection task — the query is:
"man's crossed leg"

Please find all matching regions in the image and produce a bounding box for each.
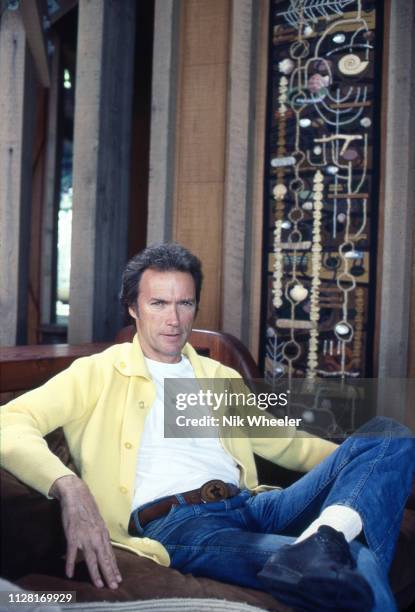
[135,417,415,611]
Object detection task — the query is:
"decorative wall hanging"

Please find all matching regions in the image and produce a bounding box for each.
[262,0,381,383]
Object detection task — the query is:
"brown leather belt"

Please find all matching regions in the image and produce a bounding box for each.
[129,479,240,535]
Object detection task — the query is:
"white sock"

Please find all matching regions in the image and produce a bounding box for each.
[294,505,363,544]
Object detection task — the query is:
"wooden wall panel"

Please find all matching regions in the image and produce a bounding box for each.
[175,182,223,329]
[173,0,230,330]
[179,64,227,183]
[182,0,229,65]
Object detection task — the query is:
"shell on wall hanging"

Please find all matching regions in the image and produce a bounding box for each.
[338,53,369,76]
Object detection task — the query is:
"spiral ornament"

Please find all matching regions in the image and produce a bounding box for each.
[338,54,368,76]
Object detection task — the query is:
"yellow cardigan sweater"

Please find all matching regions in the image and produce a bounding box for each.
[1,336,337,566]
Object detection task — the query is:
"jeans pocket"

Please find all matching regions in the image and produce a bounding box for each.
[143,503,181,540]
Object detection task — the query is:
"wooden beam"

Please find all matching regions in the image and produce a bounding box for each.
[377,0,415,381]
[27,81,48,343]
[146,0,180,245]
[373,0,390,378]
[19,0,50,87]
[407,29,415,380]
[0,10,36,346]
[69,0,136,343]
[222,0,262,346]
[409,219,415,378]
[221,0,269,361]
[40,35,60,326]
[247,0,269,363]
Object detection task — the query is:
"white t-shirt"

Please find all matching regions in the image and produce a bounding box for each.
[131,355,240,510]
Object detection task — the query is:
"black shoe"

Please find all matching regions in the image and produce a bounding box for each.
[257,526,374,611]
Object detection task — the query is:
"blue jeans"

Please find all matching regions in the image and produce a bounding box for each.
[132,417,415,611]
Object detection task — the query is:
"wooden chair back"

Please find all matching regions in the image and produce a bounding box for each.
[1,328,260,397]
[115,325,260,380]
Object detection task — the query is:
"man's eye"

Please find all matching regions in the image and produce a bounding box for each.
[182,301,195,307]
[151,301,164,306]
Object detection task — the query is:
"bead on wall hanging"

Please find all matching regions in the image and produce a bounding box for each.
[262,0,381,383]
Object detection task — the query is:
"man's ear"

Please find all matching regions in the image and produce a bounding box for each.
[128,305,138,320]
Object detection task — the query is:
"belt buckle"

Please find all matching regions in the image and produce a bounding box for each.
[200,479,229,503]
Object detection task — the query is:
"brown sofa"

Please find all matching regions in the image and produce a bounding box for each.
[1,329,415,610]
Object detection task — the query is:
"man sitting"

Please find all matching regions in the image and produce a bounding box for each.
[1,243,414,611]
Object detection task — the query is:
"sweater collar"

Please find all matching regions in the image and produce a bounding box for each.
[113,333,207,379]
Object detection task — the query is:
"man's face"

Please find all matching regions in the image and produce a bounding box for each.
[128,269,197,363]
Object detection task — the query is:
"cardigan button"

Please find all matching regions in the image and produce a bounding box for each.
[124,442,132,449]
[138,401,145,409]
[119,486,128,494]
[119,361,126,369]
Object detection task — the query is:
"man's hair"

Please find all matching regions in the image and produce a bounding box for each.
[120,243,203,314]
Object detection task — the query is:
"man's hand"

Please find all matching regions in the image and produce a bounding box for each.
[49,475,122,589]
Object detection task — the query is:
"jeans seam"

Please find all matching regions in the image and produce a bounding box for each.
[323,431,392,568]
[362,432,401,566]
[166,543,276,557]
[348,433,390,558]
[338,433,390,508]
[236,507,250,529]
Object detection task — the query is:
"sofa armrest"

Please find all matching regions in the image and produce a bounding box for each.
[0,467,66,580]
[0,429,72,580]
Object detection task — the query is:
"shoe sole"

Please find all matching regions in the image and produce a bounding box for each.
[258,563,374,611]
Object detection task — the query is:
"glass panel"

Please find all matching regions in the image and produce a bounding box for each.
[55,65,75,324]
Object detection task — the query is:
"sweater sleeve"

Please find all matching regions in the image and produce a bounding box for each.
[0,355,100,497]
[218,369,338,472]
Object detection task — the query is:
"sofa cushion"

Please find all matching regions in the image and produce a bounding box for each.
[17,549,289,611]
